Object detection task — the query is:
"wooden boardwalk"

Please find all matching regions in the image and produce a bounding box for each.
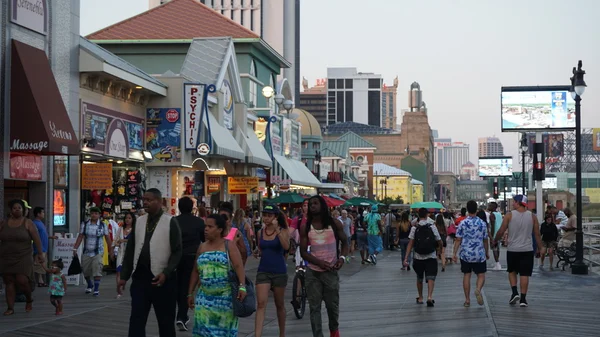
[1,250,599,337]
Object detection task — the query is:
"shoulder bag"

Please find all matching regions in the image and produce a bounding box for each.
[224,240,256,317]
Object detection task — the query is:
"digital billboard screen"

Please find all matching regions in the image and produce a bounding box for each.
[543,176,557,189]
[501,86,575,131]
[478,157,513,177]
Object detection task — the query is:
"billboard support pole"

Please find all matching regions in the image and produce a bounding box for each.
[535,132,544,224]
[503,176,507,214]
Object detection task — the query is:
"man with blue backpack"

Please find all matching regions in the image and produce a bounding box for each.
[403,207,443,307]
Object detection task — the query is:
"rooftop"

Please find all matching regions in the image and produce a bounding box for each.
[374,163,411,177]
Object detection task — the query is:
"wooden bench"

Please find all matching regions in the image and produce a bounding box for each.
[555,242,577,271]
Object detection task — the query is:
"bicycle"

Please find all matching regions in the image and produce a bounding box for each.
[290,245,309,319]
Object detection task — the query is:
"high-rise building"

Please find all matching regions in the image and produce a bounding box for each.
[149,0,301,103]
[381,76,399,129]
[299,77,327,127]
[478,137,505,157]
[326,67,382,126]
[434,138,470,175]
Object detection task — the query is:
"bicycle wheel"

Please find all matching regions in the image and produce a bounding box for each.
[292,273,306,319]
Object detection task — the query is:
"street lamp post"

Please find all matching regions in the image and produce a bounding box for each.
[520,133,528,195]
[315,150,321,181]
[570,60,588,275]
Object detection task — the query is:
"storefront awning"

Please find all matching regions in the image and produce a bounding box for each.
[241,125,272,167]
[202,112,245,160]
[273,154,321,188]
[10,40,79,155]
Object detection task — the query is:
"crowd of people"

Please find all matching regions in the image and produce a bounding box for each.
[0,190,582,336]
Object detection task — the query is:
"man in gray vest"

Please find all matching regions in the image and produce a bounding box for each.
[494,195,542,307]
[119,188,182,337]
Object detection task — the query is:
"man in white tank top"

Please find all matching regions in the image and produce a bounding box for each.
[494,195,542,308]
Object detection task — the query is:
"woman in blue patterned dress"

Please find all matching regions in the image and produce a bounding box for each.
[188,214,247,337]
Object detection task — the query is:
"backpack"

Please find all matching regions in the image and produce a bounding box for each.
[305,218,341,258]
[413,224,437,255]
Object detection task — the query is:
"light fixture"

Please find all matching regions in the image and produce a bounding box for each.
[135,86,143,89]
[283,99,294,112]
[116,160,123,164]
[520,133,528,153]
[107,159,113,162]
[143,150,153,160]
[262,85,274,98]
[84,155,91,159]
[274,93,285,106]
[570,60,587,97]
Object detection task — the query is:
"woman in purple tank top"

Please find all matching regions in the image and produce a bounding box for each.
[253,204,290,337]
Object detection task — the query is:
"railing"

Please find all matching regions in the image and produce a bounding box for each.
[582,221,600,273]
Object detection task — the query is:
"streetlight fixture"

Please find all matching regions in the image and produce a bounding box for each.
[520,133,528,195]
[283,99,294,113]
[274,93,285,106]
[569,60,588,275]
[314,150,322,181]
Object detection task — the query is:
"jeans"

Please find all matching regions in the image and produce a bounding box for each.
[306,269,340,337]
[128,273,177,337]
[176,255,196,322]
[400,238,412,265]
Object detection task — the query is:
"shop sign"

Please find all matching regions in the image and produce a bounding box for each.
[53,190,66,227]
[197,143,210,156]
[283,118,292,156]
[222,80,234,130]
[228,176,259,194]
[270,119,282,155]
[147,168,171,198]
[207,176,221,193]
[291,123,301,160]
[81,163,113,190]
[183,83,206,150]
[146,108,181,164]
[105,119,129,159]
[9,153,42,180]
[52,238,82,285]
[11,0,48,35]
[279,185,290,191]
[271,176,291,185]
[81,102,144,157]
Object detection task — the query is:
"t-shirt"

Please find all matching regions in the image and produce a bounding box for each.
[80,220,109,257]
[365,213,381,235]
[456,215,488,263]
[409,220,442,260]
[340,217,352,238]
[32,219,48,254]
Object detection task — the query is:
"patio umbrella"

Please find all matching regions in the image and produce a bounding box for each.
[266,192,306,204]
[343,197,378,207]
[321,195,345,208]
[410,201,444,210]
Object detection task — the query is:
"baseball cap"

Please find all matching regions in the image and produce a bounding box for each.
[21,200,32,209]
[262,205,280,214]
[513,195,528,207]
[89,207,101,214]
[371,205,378,212]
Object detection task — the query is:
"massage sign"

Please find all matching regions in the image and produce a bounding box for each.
[183,83,206,150]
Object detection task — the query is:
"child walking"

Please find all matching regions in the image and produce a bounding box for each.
[44,259,67,315]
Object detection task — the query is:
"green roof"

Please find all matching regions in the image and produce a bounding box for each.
[321,140,349,158]
[336,131,376,148]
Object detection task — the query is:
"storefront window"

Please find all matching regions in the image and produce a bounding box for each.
[249,61,257,108]
[53,156,69,230]
[53,189,67,228]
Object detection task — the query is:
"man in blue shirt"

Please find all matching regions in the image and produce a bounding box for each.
[453,200,489,307]
[32,207,49,287]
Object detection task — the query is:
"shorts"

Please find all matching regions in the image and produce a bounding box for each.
[81,254,104,278]
[356,232,368,251]
[412,258,438,282]
[33,256,46,274]
[256,272,288,288]
[506,251,534,276]
[50,295,63,301]
[460,260,487,274]
[351,233,357,241]
[542,241,557,249]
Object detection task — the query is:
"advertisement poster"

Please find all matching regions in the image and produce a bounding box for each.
[53,156,68,187]
[178,171,204,198]
[254,119,267,144]
[9,153,42,180]
[478,157,513,177]
[228,177,259,194]
[271,119,282,156]
[53,190,66,227]
[291,123,300,160]
[282,118,292,156]
[81,102,144,156]
[146,108,182,164]
[52,239,82,285]
[222,80,234,130]
[527,133,564,158]
[81,163,113,190]
[207,176,221,194]
[593,128,600,152]
[147,168,172,198]
[501,90,575,130]
[183,83,206,149]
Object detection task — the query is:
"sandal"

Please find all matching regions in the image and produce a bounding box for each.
[25,300,33,313]
[464,302,470,307]
[427,299,435,307]
[3,309,14,316]
[416,297,424,304]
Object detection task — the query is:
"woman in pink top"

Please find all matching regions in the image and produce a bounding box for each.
[218,202,248,266]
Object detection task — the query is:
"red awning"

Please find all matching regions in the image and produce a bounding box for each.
[10,39,79,155]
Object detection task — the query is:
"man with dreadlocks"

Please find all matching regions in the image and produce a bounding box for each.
[300,195,349,337]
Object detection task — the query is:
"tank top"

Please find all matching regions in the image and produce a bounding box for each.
[492,211,503,237]
[307,225,337,272]
[508,210,534,252]
[233,221,251,256]
[224,227,238,241]
[257,232,286,274]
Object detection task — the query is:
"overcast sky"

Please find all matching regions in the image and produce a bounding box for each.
[81,0,600,167]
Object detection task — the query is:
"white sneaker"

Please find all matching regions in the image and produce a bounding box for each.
[493,262,502,270]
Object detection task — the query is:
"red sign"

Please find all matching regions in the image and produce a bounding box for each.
[10,153,42,180]
[166,109,179,123]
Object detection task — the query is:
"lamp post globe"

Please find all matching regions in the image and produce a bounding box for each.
[262,85,274,98]
[274,93,285,106]
[283,99,294,112]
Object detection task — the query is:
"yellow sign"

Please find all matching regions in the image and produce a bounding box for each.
[593,128,600,152]
[228,176,259,194]
[585,188,600,203]
[82,163,113,190]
